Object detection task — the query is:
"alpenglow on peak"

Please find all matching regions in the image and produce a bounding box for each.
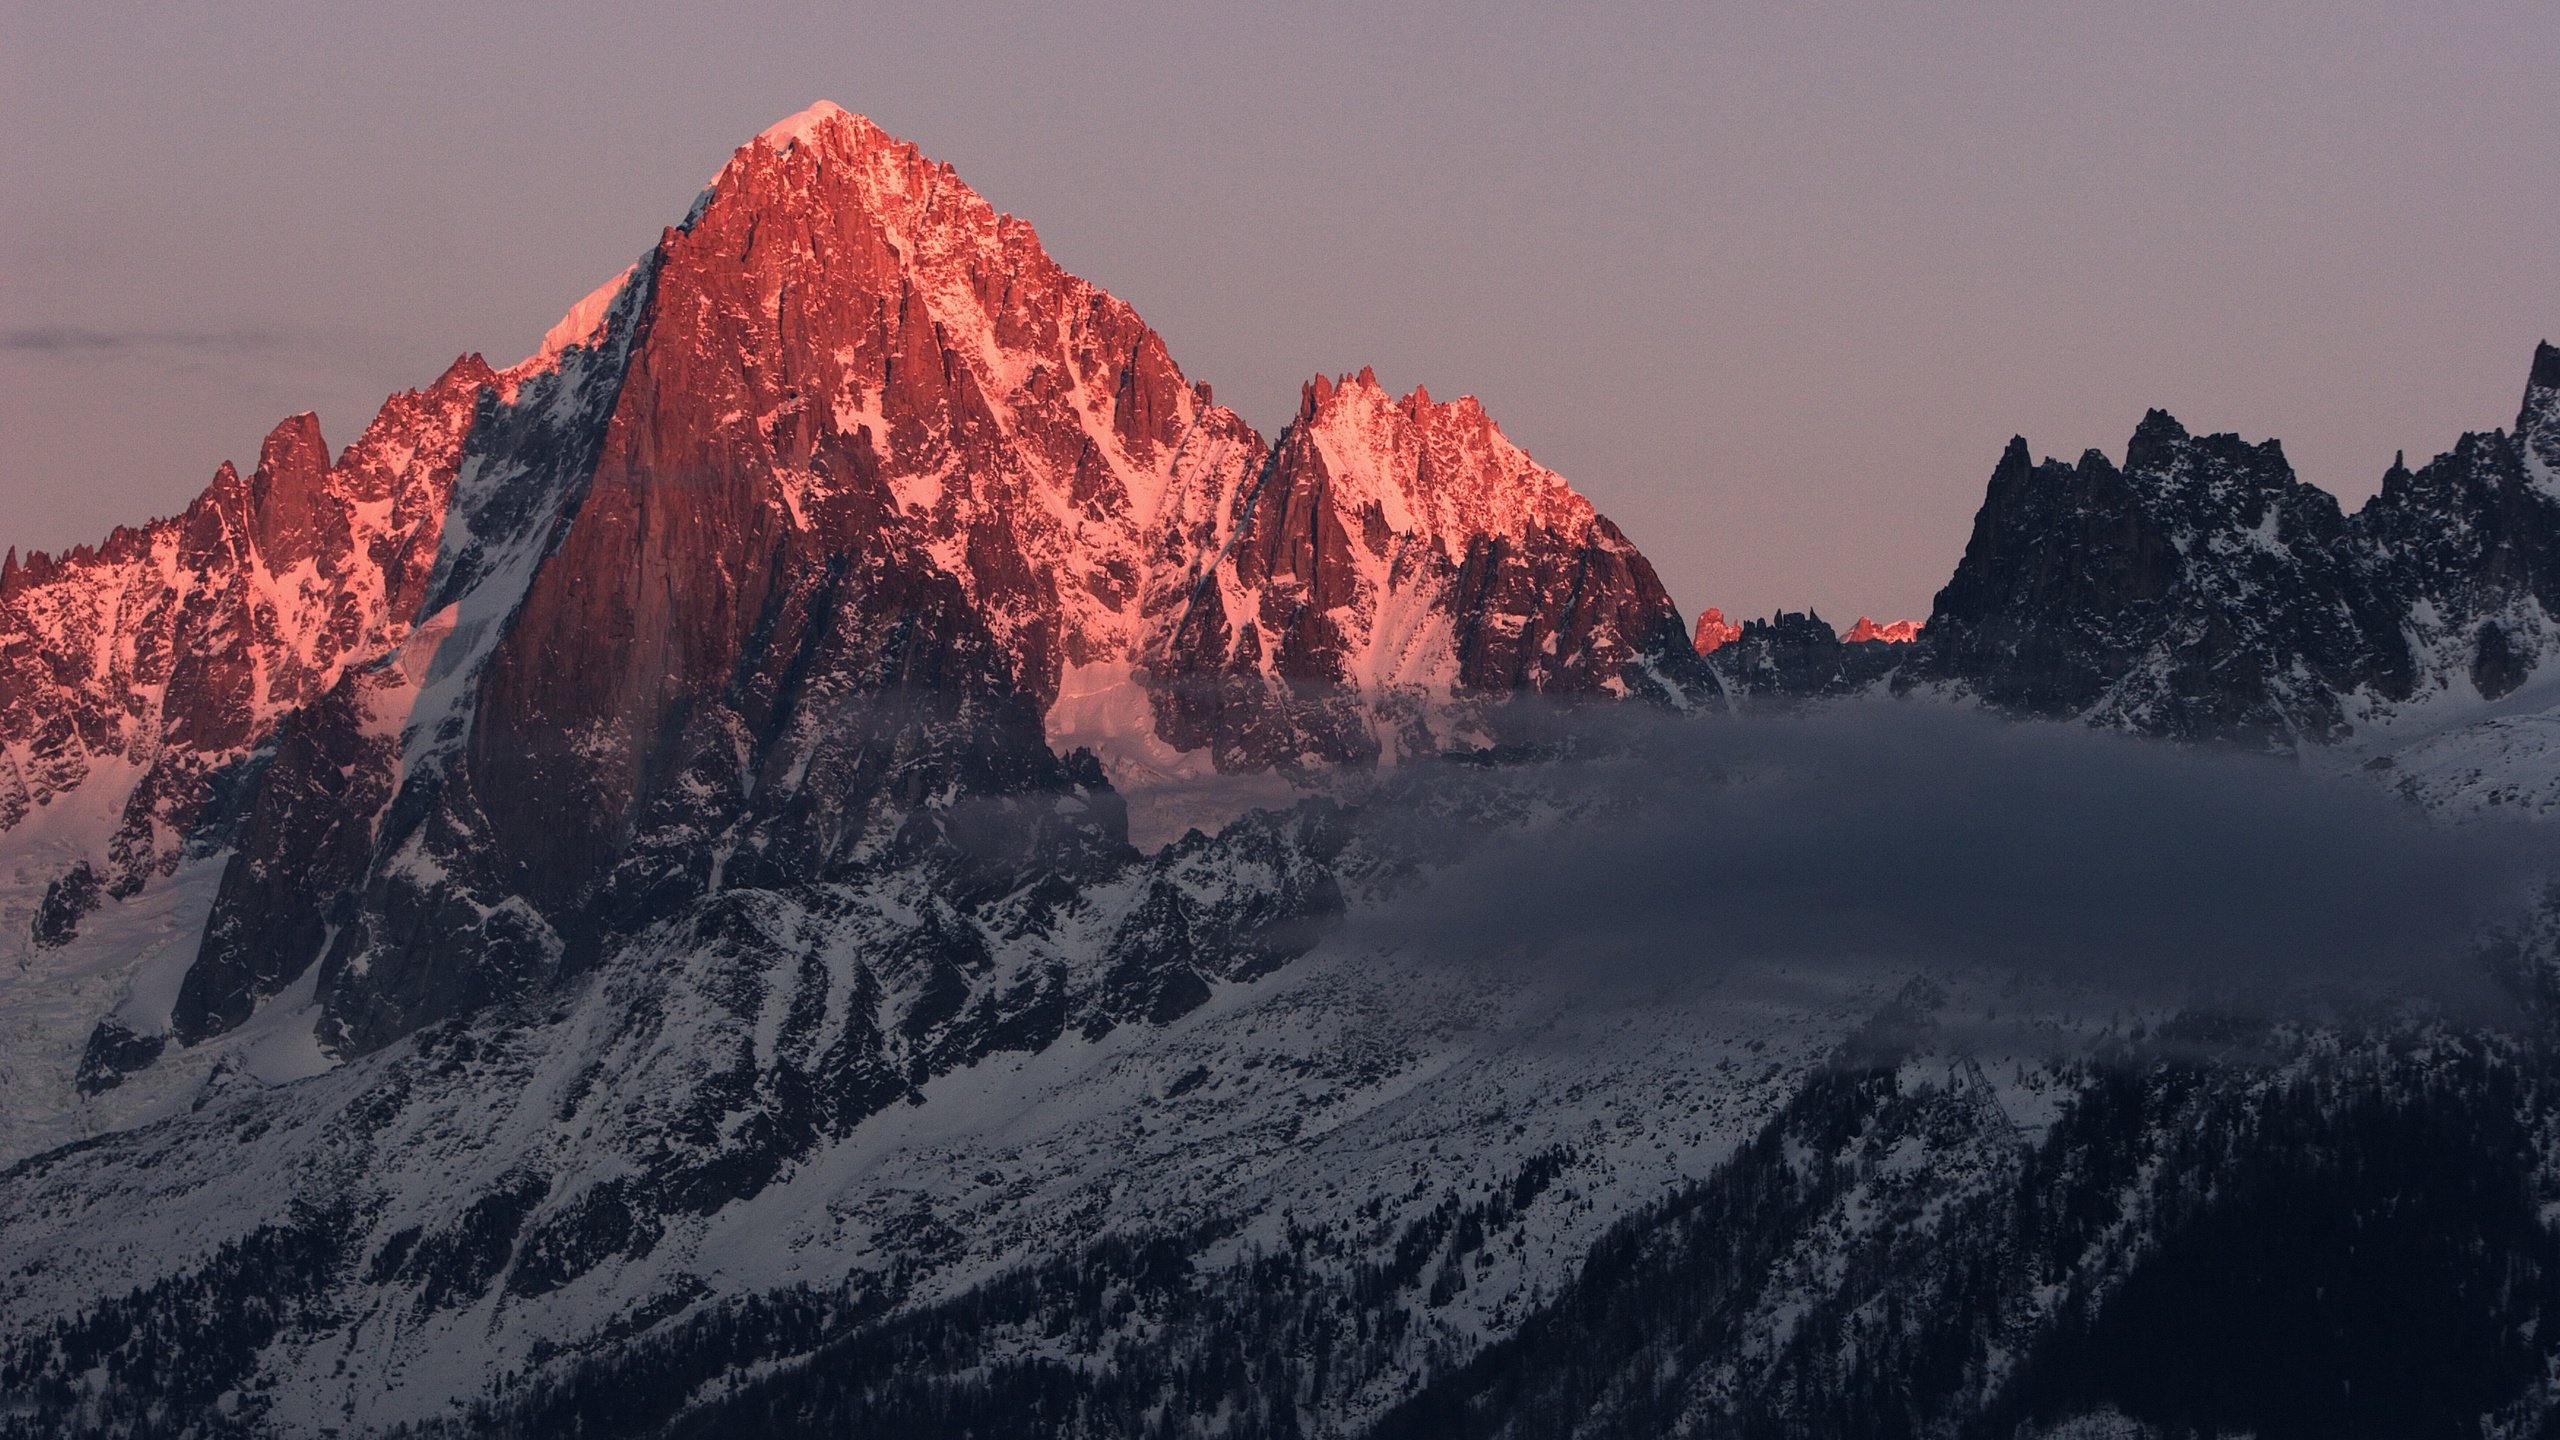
[753,98,872,152]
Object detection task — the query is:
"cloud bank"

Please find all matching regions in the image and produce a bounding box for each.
[1353,705,2559,1017]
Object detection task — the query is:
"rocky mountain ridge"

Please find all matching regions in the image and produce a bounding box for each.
[0,359,494,905]
[1840,616,1921,644]
[1720,342,2560,750]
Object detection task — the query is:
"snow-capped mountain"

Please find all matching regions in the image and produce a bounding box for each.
[5,100,2560,1440]
[1,101,1714,1092]
[0,104,1755,1436]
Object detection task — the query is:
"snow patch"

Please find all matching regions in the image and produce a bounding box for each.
[757,99,857,152]
[521,265,635,373]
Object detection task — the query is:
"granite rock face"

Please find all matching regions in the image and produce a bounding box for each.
[1691,606,1743,654]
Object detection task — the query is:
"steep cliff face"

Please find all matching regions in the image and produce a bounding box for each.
[473,103,1247,735]
[2522,341,2560,484]
[455,105,1167,938]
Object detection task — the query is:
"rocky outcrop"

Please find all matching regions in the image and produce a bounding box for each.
[1691,607,1743,655]
[170,666,403,1047]
[2348,350,2560,705]
[1840,616,1920,644]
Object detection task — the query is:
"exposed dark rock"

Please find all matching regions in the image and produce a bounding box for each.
[71,1016,164,1096]
[31,861,100,949]
[506,1179,665,1299]
[1868,348,2560,746]
[173,670,399,1045]
[1909,415,2399,744]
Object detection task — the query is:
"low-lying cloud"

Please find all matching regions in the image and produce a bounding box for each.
[1353,705,2560,1018]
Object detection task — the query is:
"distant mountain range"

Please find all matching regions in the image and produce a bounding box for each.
[1,103,2556,1439]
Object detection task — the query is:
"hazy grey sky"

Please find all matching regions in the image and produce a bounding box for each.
[3,1,2553,621]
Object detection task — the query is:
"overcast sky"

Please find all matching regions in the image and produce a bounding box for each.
[3,1,2553,621]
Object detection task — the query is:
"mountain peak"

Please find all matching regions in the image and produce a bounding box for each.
[1692,606,1742,654]
[2129,406,2190,451]
[702,101,935,221]
[255,411,330,477]
[0,102,1714,1082]
[753,99,872,153]
[1285,365,1588,549]
[2524,340,2560,482]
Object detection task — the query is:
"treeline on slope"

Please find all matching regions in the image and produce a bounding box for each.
[393,1145,1580,1440]
[13,1013,2560,1438]
[396,1017,2560,1438]
[1376,1025,2560,1440]
[0,1201,351,1439]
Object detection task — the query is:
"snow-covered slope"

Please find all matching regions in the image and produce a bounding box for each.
[0,742,1901,1436]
